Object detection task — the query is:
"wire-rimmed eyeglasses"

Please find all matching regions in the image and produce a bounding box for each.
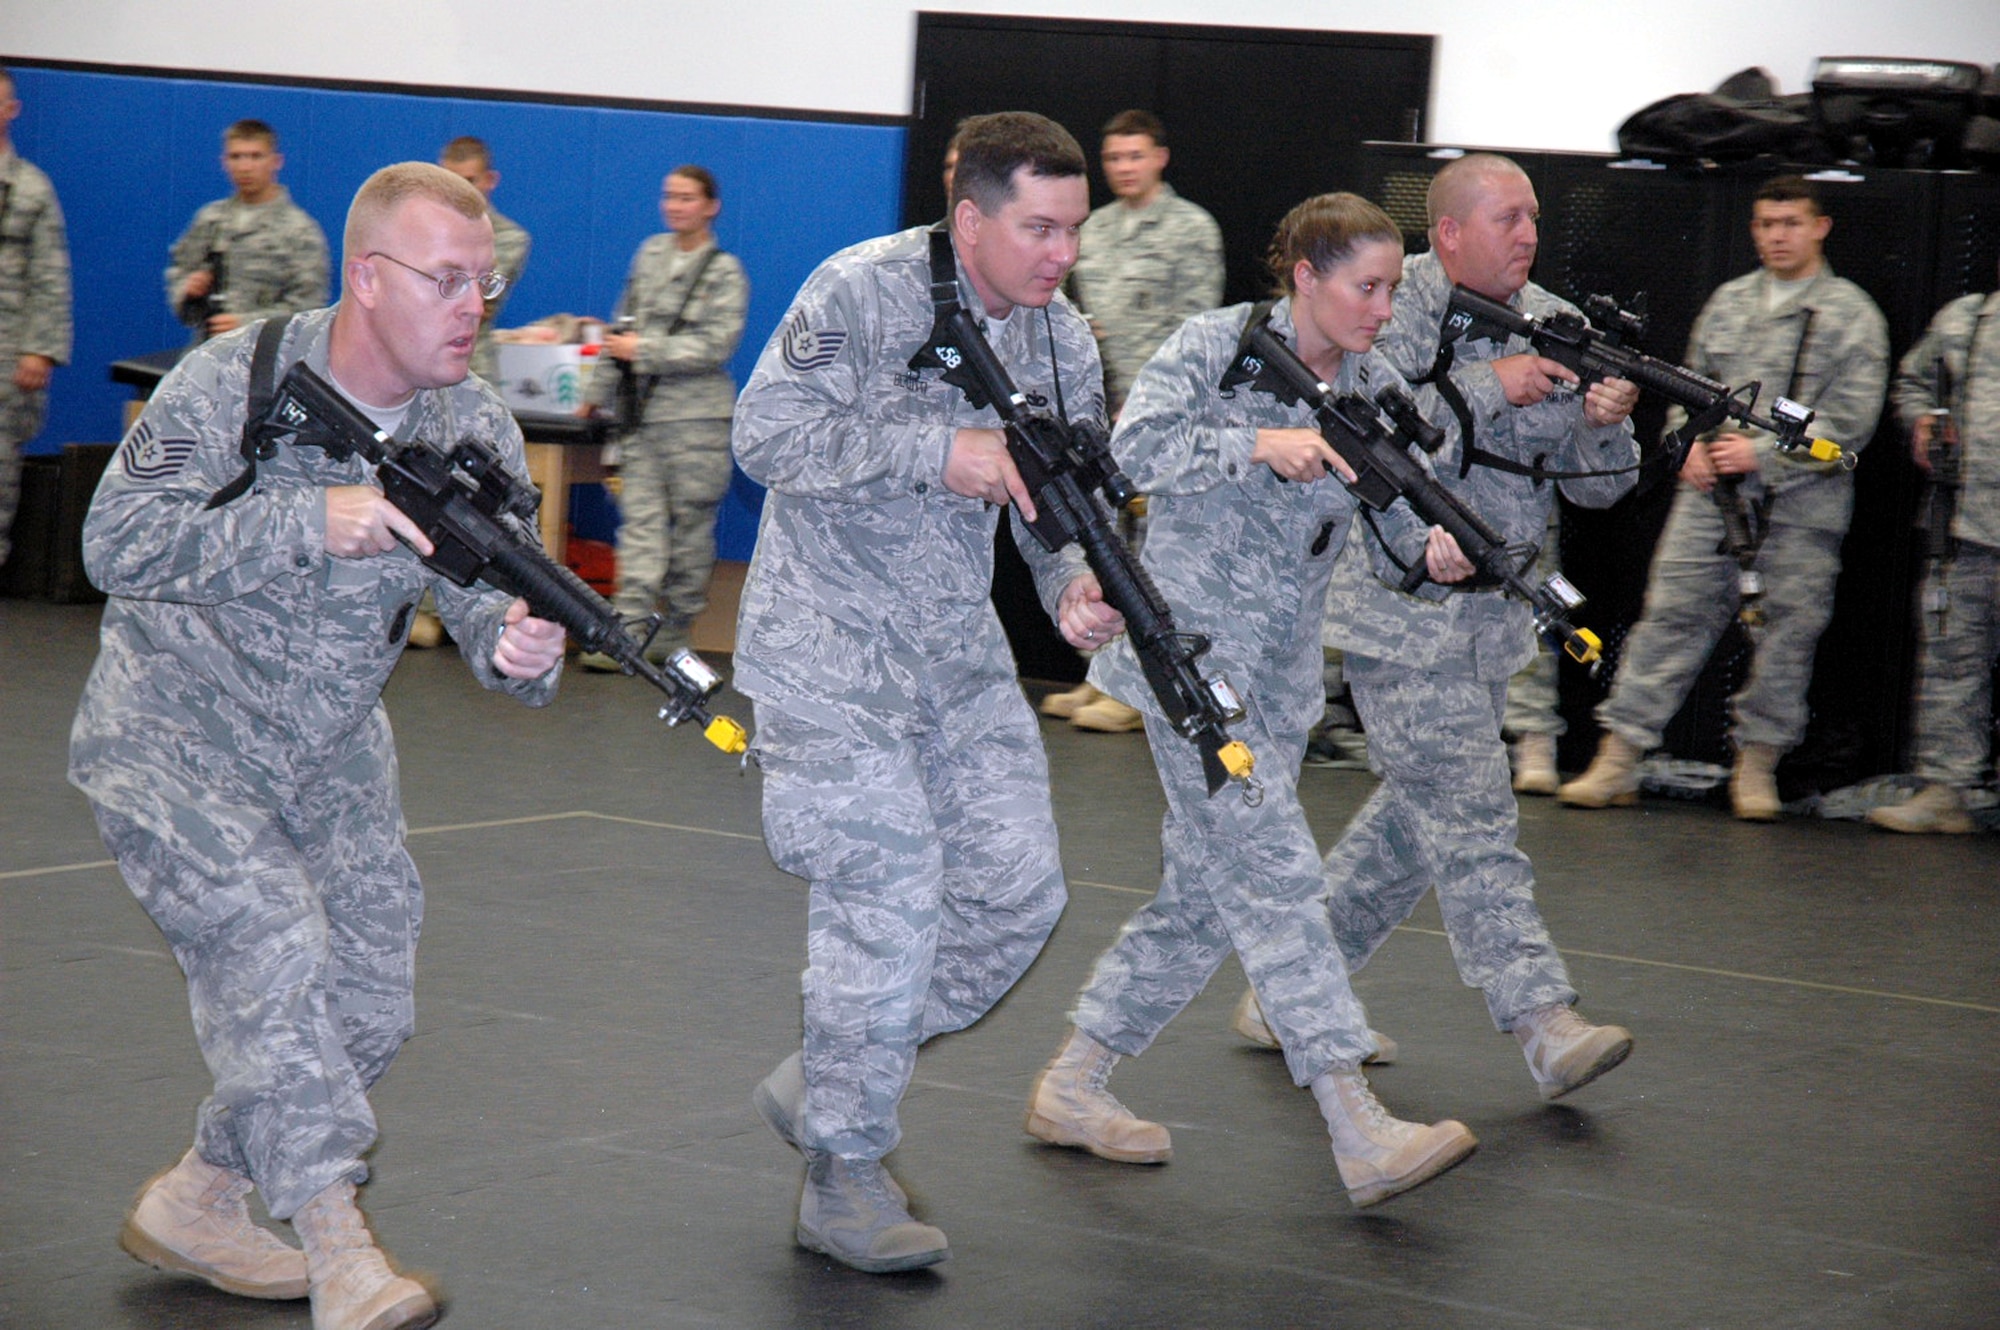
[366,251,507,301]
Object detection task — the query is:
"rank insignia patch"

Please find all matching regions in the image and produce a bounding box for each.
[118,420,199,481]
[781,314,847,373]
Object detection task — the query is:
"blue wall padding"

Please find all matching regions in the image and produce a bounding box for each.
[7,64,905,559]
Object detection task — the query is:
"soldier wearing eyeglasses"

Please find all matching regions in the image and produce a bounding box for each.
[166,119,329,342]
[75,162,563,1330]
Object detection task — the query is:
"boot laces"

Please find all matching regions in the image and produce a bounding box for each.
[1344,1076,1398,1134]
[1077,1045,1138,1118]
[306,1189,374,1258]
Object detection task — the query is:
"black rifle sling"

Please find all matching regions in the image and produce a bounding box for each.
[203,313,295,510]
[628,243,723,418]
[906,224,985,405]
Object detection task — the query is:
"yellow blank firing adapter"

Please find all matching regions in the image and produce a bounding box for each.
[1565,628,1602,666]
[705,715,749,755]
[1218,740,1255,781]
[1808,437,1856,469]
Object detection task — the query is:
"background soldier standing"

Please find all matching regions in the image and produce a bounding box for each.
[1562,176,1888,820]
[1868,267,2000,835]
[166,119,328,343]
[581,165,748,668]
[0,66,72,568]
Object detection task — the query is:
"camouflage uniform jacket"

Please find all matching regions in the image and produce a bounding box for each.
[1893,290,2000,551]
[0,148,72,381]
[1664,263,1887,534]
[732,225,1103,742]
[470,207,532,383]
[165,186,330,331]
[1326,250,1638,681]
[1070,185,1224,403]
[1089,299,1427,735]
[587,235,749,423]
[70,306,557,878]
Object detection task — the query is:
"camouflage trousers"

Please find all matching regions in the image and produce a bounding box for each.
[613,417,733,630]
[1502,506,1565,738]
[1323,658,1576,1031]
[0,381,47,566]
[1910,541,2000,788]
[754,693,1068,1159]
[91,757,421,1219]
[1597,488,1843,754]
[1072,691,1376,1082]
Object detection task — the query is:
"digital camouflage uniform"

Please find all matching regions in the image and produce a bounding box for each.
[165,187,329,340]
[470,207,531,383]
[1069,184,1224,409]
[0,147,71,565]
[1594,265,1888,755]
[1320,251,1637,1031]
[1893,291,2000,792]
[588,236,749,636]
[1075,300,1430,1081]
[69,307,559,1220]
[732,224,1099,1160]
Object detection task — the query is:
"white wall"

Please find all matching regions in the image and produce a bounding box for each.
[9,0,1997,152]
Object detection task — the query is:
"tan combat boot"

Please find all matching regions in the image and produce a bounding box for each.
[1513,1003,1634,1100]
[1072,694,1145,733]
[1557,732,1643,808]
[1866,784,1976,835]
[1510,732,1560,796]
[1731,742,1783,821]
[1229,989,1397,1063]
[1310,1068,1476,1208]
[1038,681,1100,719]
[120,1148,308,1300]
[292,1180,437,1330]
[1024,1027,1172,1163]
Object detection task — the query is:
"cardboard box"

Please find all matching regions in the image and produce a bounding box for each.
[494,343,599,414]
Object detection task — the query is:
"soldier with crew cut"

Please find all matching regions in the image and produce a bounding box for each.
[1868,264,2000,835]
[166,118,328,343]
[0,65,72,568]
[733,111,1123,1275]
[77,162,565,1330]
[1562,174,1889,820]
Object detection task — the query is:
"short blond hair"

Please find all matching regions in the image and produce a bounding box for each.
[343,161,488,267]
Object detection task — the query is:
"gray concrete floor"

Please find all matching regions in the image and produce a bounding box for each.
[3,597,1997,1329]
